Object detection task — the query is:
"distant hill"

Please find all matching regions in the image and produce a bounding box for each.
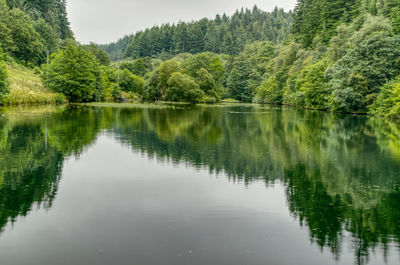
[99,6,292,61]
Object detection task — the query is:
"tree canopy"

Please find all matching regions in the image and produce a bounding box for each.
[100,6,292,61]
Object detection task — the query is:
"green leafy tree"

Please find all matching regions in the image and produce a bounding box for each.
[34,18,59,51]
[327,33,400,112]
[295,59,329,109]
[7,8,43,65]
[254,75,281,104]
[0,0,13,53]
[165,72,204,103]
[118,57,153,77]
[148,59,181,99]
[117,69,145,95]
[47,43,105,102]
[84,43,111,66]
[370,77,400,118]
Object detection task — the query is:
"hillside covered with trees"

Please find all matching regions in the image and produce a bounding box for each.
[97,0,400,118]
[100,7,292,61]
[1,0,400,118]
[0,0,73,104]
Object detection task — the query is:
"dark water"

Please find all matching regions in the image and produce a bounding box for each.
[0,104,399,265]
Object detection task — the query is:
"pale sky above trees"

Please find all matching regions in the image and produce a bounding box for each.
[67,0,296,44]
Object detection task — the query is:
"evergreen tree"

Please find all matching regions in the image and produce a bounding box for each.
[7,8,43,65]
[103,6,292,60]
[227,55,253,102]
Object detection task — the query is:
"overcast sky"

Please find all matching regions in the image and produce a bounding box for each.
[66,0,297,44]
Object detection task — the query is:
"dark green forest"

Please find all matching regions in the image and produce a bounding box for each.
[0,0,72,65]
[100,7,292,61]
[1,0,400,118]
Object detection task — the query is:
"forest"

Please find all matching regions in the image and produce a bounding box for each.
[1,0,400,118]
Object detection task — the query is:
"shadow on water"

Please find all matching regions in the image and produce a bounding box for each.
[0,104,400,265]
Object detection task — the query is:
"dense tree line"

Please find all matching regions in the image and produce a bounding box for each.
[5,0,72,39]
[0,0,72,66]
[94,1,400,117]
[100,6,292,61]
[2,0,400,118]
[251,1,400,117]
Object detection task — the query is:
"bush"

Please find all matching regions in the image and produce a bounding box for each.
[202,96,217,104]
[255,75,281,104]
[166,72,204,103]
[55,93,67,104]
[111,85,122,101]
[47,43,105,103]
[117,69,145,95]
[370,78,400,118]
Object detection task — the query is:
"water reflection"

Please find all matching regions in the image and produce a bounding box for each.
[0,104,399,265]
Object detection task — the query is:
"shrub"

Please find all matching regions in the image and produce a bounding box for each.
[166,72,204,103]
[370,78,400,118]
[117,69,145,95]
[202,96,217,104]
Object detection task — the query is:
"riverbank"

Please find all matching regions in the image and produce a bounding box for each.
[4,63,65,105]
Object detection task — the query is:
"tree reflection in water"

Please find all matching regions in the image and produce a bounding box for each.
[0,104,399,264]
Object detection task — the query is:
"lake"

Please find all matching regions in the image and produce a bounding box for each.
[0,104,399,265]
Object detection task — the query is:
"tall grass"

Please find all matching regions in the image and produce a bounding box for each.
[5,64,66,105]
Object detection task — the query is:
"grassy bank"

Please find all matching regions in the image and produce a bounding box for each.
[5,64,65,105]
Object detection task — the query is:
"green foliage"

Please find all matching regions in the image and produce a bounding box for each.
[181,52,225,100]
[101,6,292,60]
[117,69,145,96]
[118,57,154,77]
[84,43,111,66]
[102,67,122,101]
[6,0,72,39]
[226,55,254,102]
[6,8,43,65]
[0,0,13,53]
[380,0,400,33]
[0,0,71,67]
[145,59,181,100]
[294,59,329,109]
[292,0,358,47]
[254,75,281,104]
[165,72,204,103]
[34,18,59,51]
[47,43,105,103]
[327,33,400,112]
[370,77,400,118]
[328,14,393,62]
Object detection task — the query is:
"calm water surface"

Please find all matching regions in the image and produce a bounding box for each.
[0,104,399,265]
